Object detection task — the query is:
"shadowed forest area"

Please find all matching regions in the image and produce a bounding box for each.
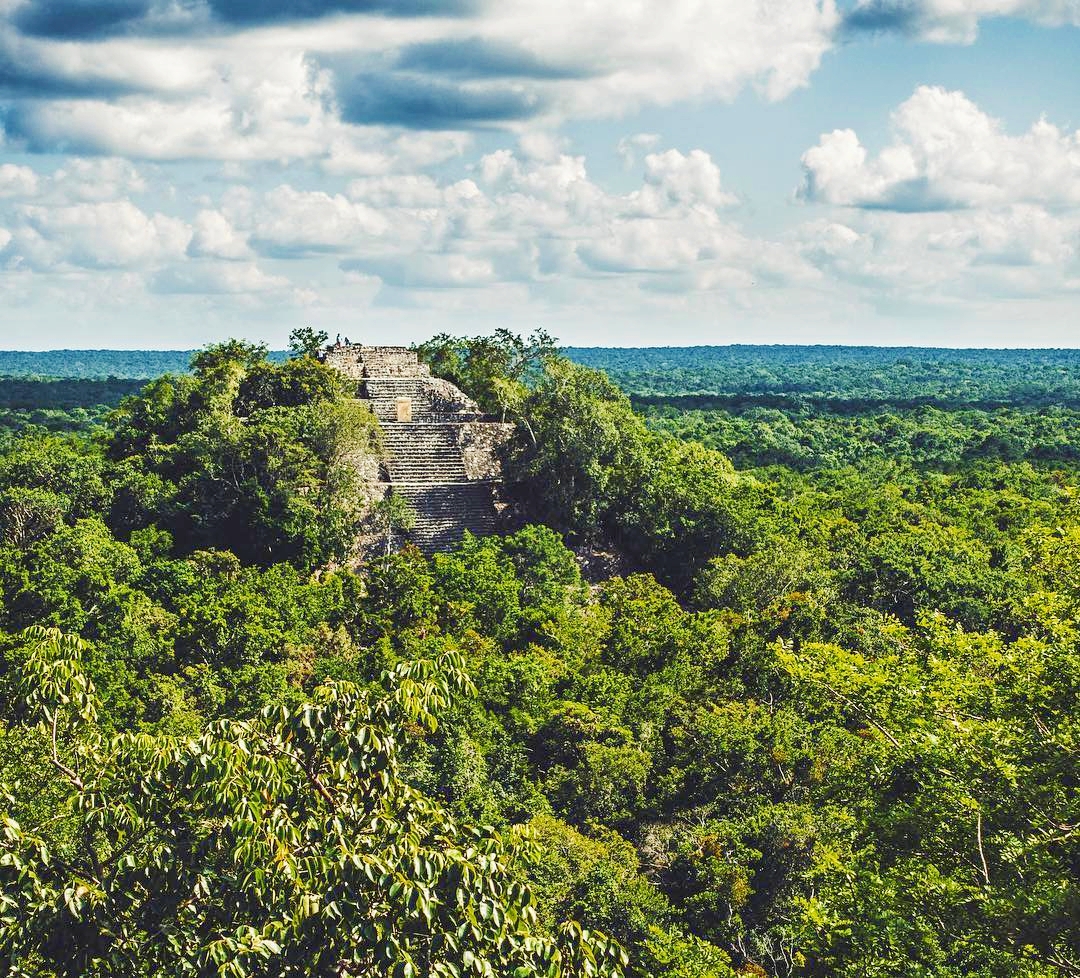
[0,336,1076,978]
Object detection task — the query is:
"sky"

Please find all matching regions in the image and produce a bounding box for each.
[0,0,1078,350]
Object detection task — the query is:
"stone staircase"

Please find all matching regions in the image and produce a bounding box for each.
[377,421,498,553]
[361,378,436,422]
[393,483,499,552]
[326,343,505,555]
[379,424,468,482]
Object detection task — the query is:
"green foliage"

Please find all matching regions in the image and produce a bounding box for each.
[568,345,1080,404]
[1,628,625,978]
[371,491,418,557]
[104,341,378,569]
[0,378,145,437]
[636,397,1080,472]
[288,326,330,359]
[416,329,558,420]
[1,334,1079,978]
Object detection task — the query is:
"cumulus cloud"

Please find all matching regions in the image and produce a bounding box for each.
[0,163,314,306]
[344,252,497,288]
[150,261,293,295]
[197,139,790,300]
[345,172,481,208]
[2,0,1075,176]
[0,156,177,273]
[794,88,1080,306]
[187,209,251,260]
[468,0,838,112]
[800,86,1080,210]
[48,157,146,201]
[793,205,1079,302]
[2,38,338,160]
[1,0,839,161]
[322,0,840,134]
[11,199,190,269]
[250,185,389,256]
[642,149,739,209]
[0,24,210,97]
[346,143,801,292]
[0,156,147,210]
[0,162,37,197]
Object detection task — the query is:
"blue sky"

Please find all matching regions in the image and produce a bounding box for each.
[0,0,1078,349]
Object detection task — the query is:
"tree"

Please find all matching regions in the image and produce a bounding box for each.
[0,626,627,978]
[415,329,558,421]
[190,340,269,377]
[370,491,417,557]
[508,357,651,541]
[288,327,330,360]
[105,345,378,570]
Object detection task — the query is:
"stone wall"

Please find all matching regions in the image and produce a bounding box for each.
[457,422,515,481]
[428,377,482,418]
[322,345,431,379]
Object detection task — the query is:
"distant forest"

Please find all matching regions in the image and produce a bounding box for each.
[0,349,283,380]
[568,345,1080,403]
[5,344,1080,404]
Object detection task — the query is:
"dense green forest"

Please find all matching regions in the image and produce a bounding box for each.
[635,397,1080,471]
[569,345,1080,403]
[0,379,145,438]
[7,344,1080,400]
[0,334,1077,977]
[0,350,196,380]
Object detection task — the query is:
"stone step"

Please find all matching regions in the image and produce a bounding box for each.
[363,377,430,393]
[361,378,438,422]
[360,377,484,424]
[380,422,469,483]
[393,483,499,553]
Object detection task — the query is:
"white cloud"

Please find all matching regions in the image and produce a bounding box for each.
[0,163,38,198]
[12,200,191,270]
[250,185,389,255]
[5,47,341,162]
[48,158,147,202]
[151,262,294,295]
[794,205,1079,301]
[1,1,839,162]
[794,89,1080,305]
[800,86,1080,210]
[330,140,809,297]
[479,0,838,109]
[357,253,498,289]
[347,173,482,209]
[0,24,213,96]
[321,131,473,176]
[187,209,252,260]
[0,157,147,207]
[642,149,739,209]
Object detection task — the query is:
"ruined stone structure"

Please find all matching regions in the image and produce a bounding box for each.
[322,343,513,553]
